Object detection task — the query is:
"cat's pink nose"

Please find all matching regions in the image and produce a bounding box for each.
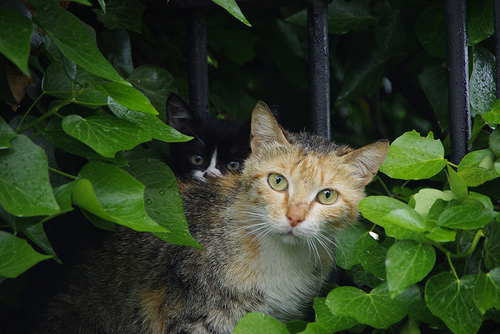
[286,207,306,227]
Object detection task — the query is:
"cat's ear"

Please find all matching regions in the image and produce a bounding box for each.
[166,93,197,130]
[343,139,389,186]
[250,101,289,154]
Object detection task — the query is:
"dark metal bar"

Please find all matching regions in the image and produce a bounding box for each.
[187,11,209,114]
[307,0,330,139]
[494,0,500,99]
[445,0,470,165]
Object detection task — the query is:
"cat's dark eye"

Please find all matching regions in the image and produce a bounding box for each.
[227,161,241,170]
[317,189,338,205]
[190,155,204,165]
[268,173,288,191]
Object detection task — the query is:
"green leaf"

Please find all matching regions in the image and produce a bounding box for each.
[0,135,60,217]
[286,0,376,34]
[108,100,191,143]
[23,223,61,264]
[386,240,436,298]
[42,62,108,107]
[73,162,168,232]
[360,196,427,232]
[457,149,500,186]
[467,0,494,45]
[0,231,52,278]
[412,188,455,220]
[326,283,414,329]
[233,312,288,333]
[93,0,146,33]
[425,272,482,334]
[415,3,446,58]
[62,114,151,158]
[42,120,127,164]
[335,223,377,270]
[211,0,251,27]
[380,130,447,180]
[122,158,201,248]
[482,100,500,124]
[0,117,16,149]
[127,65,176,117]
[101,83,158,115]
[489,128,500,157]
[418,65,449,131]
[0,7,32,76]
[484,221,500,270]
[470,46,496,116]
[438,198,498,230]
[360,244,387,280]
[446,165,468,201]
[33,6,126,84]
[307,297,359,333]
[473,268,500,314]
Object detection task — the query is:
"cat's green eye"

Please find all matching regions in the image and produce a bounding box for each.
[316,189,338,205]
[190,155,204,165]
[227,161,241,170]
[268,173,288,191]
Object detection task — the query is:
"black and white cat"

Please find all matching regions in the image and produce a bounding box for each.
[165,94,251,180]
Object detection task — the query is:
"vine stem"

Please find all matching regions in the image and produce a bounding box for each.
[430,228,484,279]
[15,92,45,132]
[48,167,77,180]
[16,95,77,134]
[376,176,392,197]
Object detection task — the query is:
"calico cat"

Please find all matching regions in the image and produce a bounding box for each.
[166,93,251,180]
[34,101,388,334]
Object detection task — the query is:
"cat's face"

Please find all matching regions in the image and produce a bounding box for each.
[236,102,389,249]
[166,94,251,180]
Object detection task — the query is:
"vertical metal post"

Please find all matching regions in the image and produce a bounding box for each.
[307,0,331,140]
[187,11,209,114]
[445,0,470,165]
[494,0,500,99]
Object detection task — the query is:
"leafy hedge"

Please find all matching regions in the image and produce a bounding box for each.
[1,0,500,333]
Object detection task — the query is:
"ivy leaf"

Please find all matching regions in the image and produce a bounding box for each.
[211,0,251,27]
[0,135,59,217]
[386,240,436,298]
[108,100,191,143]
[425,272,482,334]
[437,198,498,230]
[418,65,449,131]
[0,117,16,149]
[122,159,201,249]
[473,268,500,314]
[489,128,500,157]
[467,0,494,45]
[412,188,455,219]
[286,0,376,34]
[62,114,151,158]
[0,231,52,278]
[33,5,127,84]
[23,223,61,264]
[359,196,427,232]
[360,244,387,280]
[233,312,288,333]
[415,3,446,58]
[93,0,146,33]
[73,162,167,232]
[484,221,500,271]
[470,46,496,116]
[335,223,377,270]
[446,165,468,201]
[100,83,158,115]
[0,6,32,76]
[380,130,447,180]
[42,62,108,108]
[304,297,358,333]
[127,65,176,117]
[458,149,500,186]
[482,100,500,124]
[326,283,416,329]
